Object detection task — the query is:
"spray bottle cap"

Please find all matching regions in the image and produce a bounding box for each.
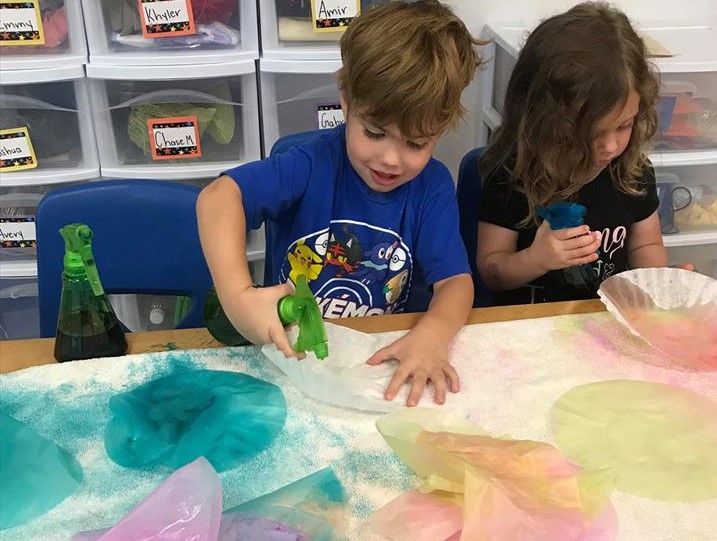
[537,202,587,230]
[59,223,104,296]
[277,274,328,360]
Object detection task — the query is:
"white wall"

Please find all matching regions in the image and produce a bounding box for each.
[449,0,717,36]
[434,1,717,178]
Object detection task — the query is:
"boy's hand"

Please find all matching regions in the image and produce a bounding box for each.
[528,220,601,272]
[366,328,459,407]
[221,282,303,359]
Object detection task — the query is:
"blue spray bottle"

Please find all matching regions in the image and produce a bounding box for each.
[536,202,600,292]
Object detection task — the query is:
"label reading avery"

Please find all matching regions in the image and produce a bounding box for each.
[0,127,38,171]
[311,0,360,32]
[147,116,202,161]
[138,0,196,38]
[0,0,44,45]
[0,216,36,249]
[318,104,345,129]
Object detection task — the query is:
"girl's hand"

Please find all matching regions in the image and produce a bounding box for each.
[675,263,695,271]
[221,282,303,359]
[528,220,602,272]
[366,328,459,407]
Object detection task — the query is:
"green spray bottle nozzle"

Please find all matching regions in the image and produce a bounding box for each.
[59,224,104,297]
[277,274,329,360]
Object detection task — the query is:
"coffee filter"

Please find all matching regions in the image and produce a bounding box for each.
[598,268,717,371]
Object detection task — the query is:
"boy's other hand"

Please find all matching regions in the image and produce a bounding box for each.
[366,329,459,407]
[222,282,303,359]
[528,220,601,272]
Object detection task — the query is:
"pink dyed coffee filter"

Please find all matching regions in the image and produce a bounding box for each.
[73,457,222,541]
[598,268,717,371]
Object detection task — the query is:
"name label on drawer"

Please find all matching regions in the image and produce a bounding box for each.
[0,128,38,171]
[318,104,345,129]
[312,0,360,32]
[0,216,36,248]
[147,116,202,160]
[0,0,45,45]
[137,0,196,38]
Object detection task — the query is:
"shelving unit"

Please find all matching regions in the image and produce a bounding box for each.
[259,58,343,154]
[477,24,717,275]
[1,15,99,338]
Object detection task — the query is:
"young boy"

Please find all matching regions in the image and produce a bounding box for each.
[197,0,482,407]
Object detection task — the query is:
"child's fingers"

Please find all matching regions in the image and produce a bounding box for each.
[406,375,427,407]
[443,364,460,393]
[431,372,448,405]
[384,365,410,401]
[563,232,600,251]
[567,242,601,261]
[273,281,295,300]
[366,345,393,366]
[568,252,600,266]
[268,325,299,359]
[554,225,590,240]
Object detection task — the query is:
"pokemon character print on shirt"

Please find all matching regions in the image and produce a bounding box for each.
[281,220,413,318]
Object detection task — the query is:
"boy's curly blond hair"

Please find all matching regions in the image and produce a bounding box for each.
[337,0,485,139]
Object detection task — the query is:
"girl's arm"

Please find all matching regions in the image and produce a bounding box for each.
[476,221,601,290]
[627,212,668,268]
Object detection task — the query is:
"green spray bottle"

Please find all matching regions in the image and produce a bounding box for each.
[204,274,329,359]
[54,224,127,362]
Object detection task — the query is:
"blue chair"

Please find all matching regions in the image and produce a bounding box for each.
[36,180,213,337]
[456,146,493,307]
[266,130,324,287]
[269,130,324,159]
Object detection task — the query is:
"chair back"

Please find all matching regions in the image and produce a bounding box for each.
[456,147,493,307]
[36,180,212,337]
[265,130,325,285]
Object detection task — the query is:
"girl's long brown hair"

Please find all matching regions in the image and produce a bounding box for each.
[480,2,659,226]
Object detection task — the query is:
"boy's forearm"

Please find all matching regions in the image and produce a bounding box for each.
[628,243,668,269]
[196,176,254,297]
[413,273,473,342]
[480,248,546,291]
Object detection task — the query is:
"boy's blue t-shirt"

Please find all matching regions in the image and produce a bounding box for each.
[224,125,469,318]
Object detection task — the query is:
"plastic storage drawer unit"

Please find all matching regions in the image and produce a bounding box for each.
[0,65,100,187]
[87,60,261,180]
[81,0,258,66]
[0,0,87,69]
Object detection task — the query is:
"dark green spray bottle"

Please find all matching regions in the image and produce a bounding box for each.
[204,274,329,359]
[54,224,127,362]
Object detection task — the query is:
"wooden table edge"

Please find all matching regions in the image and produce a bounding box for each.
[0,299,606,374]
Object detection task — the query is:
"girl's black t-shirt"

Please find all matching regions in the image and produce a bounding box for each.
[477,164,659,305]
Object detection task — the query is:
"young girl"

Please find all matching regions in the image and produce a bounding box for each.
[476,1,679,305]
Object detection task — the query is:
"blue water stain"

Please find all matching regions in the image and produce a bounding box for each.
[337,449,413,491]
[124,350,204,384]
[333,449,414,518]
[351,497,376,518]
[0,348,401,540]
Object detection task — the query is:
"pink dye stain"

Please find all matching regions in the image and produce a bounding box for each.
[625,305,717,372]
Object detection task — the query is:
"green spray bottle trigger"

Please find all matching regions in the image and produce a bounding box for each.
[277,274,329,360]
[60,224,104,296]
